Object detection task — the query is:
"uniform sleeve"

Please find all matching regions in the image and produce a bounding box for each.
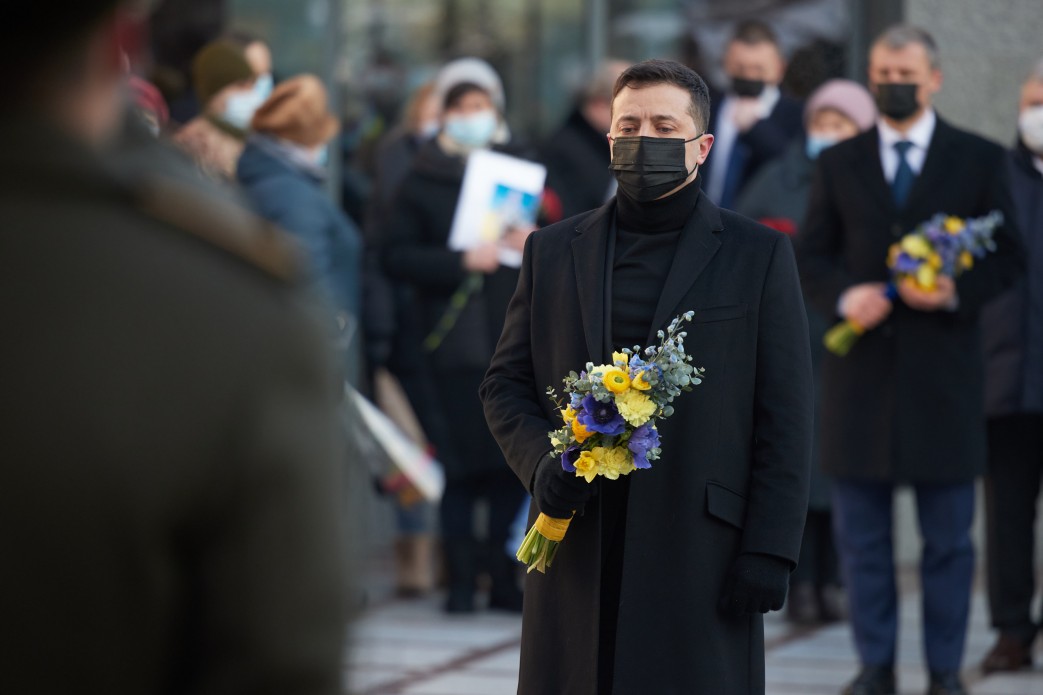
[741,235,813,566]
[480,232,555,492]
[194,301,351,695]
[795,155,854,318]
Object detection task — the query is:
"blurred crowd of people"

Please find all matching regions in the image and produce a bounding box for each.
[3,1,1042,693]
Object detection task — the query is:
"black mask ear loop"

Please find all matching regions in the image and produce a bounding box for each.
[685,132,705,177]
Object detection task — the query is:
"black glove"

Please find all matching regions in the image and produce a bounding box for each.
[718,552,791,617]
[532,453,596,519]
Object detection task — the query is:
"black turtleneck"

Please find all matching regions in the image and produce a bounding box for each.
[597,178,701,695]
[611,178,701,348]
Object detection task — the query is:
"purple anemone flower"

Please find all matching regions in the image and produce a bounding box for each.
[628,424,660,469]
[577,394,626,436]
[561,447,580,472]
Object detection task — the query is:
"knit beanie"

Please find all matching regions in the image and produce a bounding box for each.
[434,57,506,113]
[804,79,878,132]
[250,74,340,148]
[192,40,254,107]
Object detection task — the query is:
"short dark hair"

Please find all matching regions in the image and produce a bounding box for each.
[731,20,780,47]
[874,25,940,69]
[612,59,711,131]
[443,81,491,111]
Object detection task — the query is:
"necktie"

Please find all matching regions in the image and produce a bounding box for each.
[891,140,915,207]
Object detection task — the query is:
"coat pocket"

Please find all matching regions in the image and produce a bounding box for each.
[706,481,748,529]
[691,304,747,324]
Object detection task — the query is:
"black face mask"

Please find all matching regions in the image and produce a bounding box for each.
[731,77,766,98]
[874,83,920,121]
[610,135,702,202]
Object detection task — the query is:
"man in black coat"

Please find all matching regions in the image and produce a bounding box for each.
[0,4,350,694]
[797,26,1023,695]
[481,59,812,695]
[701,20,803,210]
[979,60,1043,675]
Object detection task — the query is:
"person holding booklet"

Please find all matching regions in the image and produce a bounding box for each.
[381,57,538,614]
[481,59,812,694]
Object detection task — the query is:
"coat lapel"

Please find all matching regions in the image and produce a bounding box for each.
[903,118,959,217]
[571,201,615,363]
[852,127,896,215]
[647,192,723,343]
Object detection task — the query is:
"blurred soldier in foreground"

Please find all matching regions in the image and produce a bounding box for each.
[0,3,350,694]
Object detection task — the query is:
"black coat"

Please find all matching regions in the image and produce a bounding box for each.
[542,108,614,219]
[980,143,1043,417]
[797,117,1024,483]
[701,93,804,205]
[0,119,349,694]
[480,191,812,695]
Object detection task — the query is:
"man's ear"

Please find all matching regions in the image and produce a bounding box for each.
[697,133,714,165]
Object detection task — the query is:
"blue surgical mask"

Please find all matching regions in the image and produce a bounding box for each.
[254,73,274,101]
[444,110,498,148]
[222,88,266,130]
[805,134,839,160]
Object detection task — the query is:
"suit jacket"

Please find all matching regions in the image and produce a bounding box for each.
[797,116,1024,483]
[701,92,804,208]
[480,190,812,695]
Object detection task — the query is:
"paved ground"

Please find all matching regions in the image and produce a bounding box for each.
[346,568,1043,695]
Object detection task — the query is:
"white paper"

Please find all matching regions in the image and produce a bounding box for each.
[448,150,547,268]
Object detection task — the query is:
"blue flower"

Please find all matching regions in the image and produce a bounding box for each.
[577,394,626,436]
[561,447,580,472]
[628,424,660,469]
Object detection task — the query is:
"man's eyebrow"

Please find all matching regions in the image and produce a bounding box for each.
[651,114,680,122]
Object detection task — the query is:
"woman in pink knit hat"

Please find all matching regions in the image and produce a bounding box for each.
[736,77,877,626]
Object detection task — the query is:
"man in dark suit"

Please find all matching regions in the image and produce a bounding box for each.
[797,26,1023,695]
[701,20,803,210]
[0,3,350,694]
[481,59,812,695]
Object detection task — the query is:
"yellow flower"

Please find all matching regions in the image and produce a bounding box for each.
[944,216,965,234]
[631,370,652,391]
[561,406,576,424]
[574,450,599,483]
[928,252,943,270]
[960,251,974,270]
[900,235,932,259]
[615,389,657,427]
[572,417,592,443]
[612,351,630,366]
[915,265,937,290]
[602,366,631,394]
[887,244,901,268]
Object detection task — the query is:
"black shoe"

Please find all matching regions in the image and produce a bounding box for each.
[981,632,1033,673]
[443,539,476,614]
[927,670,967,695]
[841,665,896,695]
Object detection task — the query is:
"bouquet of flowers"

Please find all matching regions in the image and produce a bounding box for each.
[823,211,1003,356]
[515,312,704,573]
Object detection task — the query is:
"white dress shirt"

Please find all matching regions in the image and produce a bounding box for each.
[705,85,782,203]
[877,108,936,182]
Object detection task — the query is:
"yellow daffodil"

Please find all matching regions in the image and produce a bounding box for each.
[915,265,937,290]
[631,370,652,391]
[900,235,932,259]
[574,450,599,482]
[960,251,974,270]
[615,389,657,427]
[612,351,630,366]
[561,405,576,424]
[944,216,965,234]
[602,366,631,394]
[571,417,592,443]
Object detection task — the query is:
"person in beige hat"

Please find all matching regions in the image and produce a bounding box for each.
[238,74,362,380]
[173,39,266,181]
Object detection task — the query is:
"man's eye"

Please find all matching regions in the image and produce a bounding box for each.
[619,127,635,134]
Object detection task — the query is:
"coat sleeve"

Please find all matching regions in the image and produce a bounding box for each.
[952,145,1026,316]
[381,183,469,292]
[741,235,813,566]
[480,232,555,493]
[199,301,351,695]
[795,155,853,318]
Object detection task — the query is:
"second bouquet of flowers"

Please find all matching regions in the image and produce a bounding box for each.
[515,312,704,573]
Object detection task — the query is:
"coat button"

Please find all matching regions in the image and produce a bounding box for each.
[891,224,903,238]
